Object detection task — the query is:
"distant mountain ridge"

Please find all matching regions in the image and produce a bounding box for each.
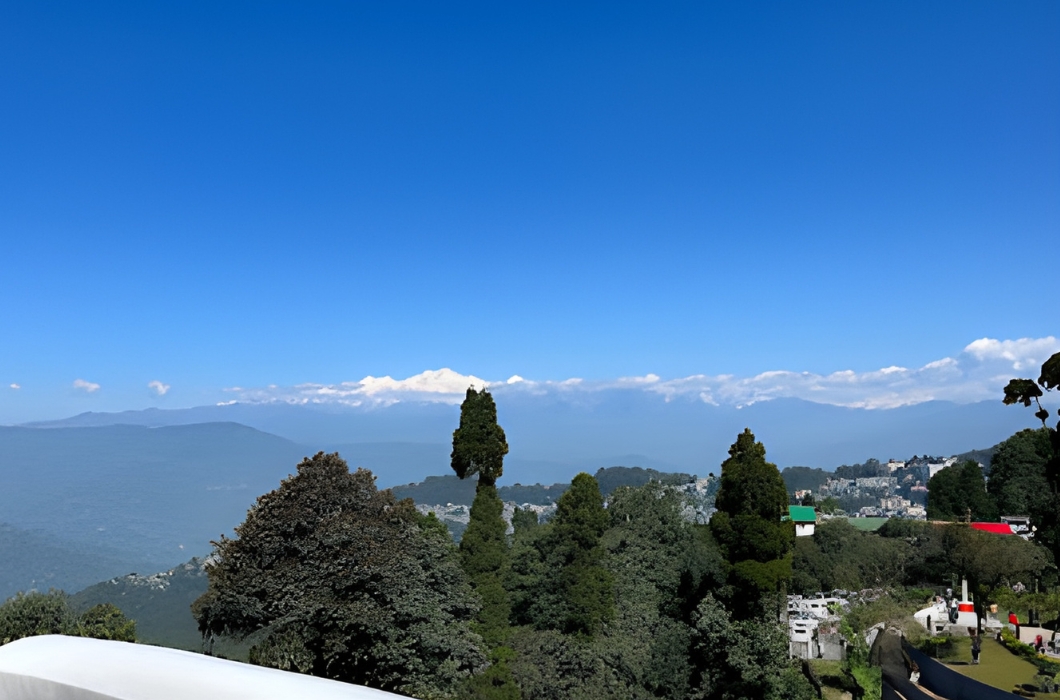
[18,395,1033,479]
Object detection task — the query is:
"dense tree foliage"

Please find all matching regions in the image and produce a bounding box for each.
[451,388,509,487]
[509,473,613,638]
[460,483,512,648]
[551,474,614,637]
[876,518,1050,627]
[504,473,811,700]
[599,482,726,700]
[988,429,1054,517]
[792,519,909,594]
[816,496,841,515]
[779,466,832,493]
[834,458,886,480]
[710,429,794,618]
[0,590,135,645]
[74,602,138,641]
[690,593,815,700]
[192,452,486,698]
[175,413,856,700]
[878,519,1048,586]
[1002,352,1060,563]
[926,460,997,521]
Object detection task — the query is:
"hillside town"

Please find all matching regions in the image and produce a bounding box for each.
[791,455,972,520]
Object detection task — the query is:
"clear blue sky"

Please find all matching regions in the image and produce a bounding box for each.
[1,1,1057,419]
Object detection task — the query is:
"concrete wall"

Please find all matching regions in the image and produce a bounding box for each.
[818,633,847,661]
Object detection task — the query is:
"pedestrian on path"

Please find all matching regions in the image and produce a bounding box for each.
[1008,611,1020,641]
[970,629,981,665]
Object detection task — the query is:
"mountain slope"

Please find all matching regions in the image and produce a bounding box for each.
[0,522,163,601]
[0,423,308,565]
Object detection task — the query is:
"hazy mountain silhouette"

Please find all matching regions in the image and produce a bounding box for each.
[21,396,1031,478]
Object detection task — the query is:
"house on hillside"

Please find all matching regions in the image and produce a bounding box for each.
[788,505,817,537]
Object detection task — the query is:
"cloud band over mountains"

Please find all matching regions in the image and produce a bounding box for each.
[222,336,1060,411]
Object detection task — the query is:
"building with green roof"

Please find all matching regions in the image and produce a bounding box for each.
[787,505,818,537]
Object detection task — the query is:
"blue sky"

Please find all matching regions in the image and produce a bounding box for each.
[1,2,1058,422]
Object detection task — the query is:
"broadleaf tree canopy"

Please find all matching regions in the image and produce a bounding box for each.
[191,452,486,698]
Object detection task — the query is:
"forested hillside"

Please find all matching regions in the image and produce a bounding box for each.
[392,465,696,507]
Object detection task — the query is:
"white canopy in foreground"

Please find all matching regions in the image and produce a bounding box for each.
[0,635,408,700]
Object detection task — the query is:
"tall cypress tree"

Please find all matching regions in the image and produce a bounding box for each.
[460,482,512,645]
[452,387,509,487]
[709,429,794,620]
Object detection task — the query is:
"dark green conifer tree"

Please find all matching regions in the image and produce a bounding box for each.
[460,482,512,645]
[552,472,614,636]
[507,473,614,637]
[452,387,509,487]
[709,429,794,620]
[451,388,519,698]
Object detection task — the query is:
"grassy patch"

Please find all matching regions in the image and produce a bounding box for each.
[850,665,881,700]
[842,517,888,532]
[808,659,844,676]
[947,637,1060,698]
[809,659,859,697]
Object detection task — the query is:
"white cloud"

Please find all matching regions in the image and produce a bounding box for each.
[217,336,1060,411]
[148,380,171,396]
[9,383,20,390]
[72,379,101,393]
[358,368,488,396]
[224,368,490,407]
[963,336,1059,371]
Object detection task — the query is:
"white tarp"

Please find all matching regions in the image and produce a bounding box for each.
[0,635,408,700]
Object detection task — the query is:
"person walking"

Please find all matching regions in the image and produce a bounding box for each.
[1009,611,1020,641]
[970,629,981,665]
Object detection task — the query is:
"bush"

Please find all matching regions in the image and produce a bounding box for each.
[0,590,72,644]
[0,591,136,645]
